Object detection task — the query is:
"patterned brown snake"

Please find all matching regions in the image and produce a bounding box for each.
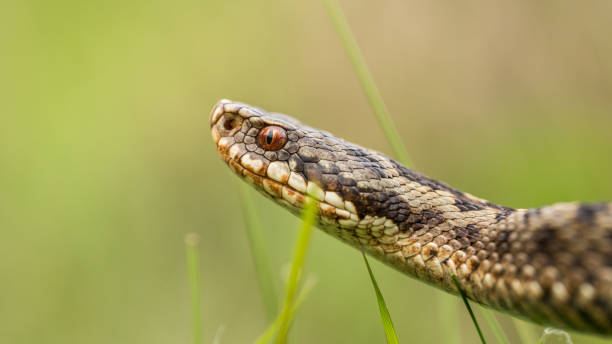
[210,99,612,335]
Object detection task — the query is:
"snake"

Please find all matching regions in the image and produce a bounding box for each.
[210,99,612,335]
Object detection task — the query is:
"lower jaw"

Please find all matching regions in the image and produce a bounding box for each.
[225,156,306,209]
[223,154,362,222]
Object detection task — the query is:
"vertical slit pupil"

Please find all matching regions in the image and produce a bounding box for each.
[266,130,274,145]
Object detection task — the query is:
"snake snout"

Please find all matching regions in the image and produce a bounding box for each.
[210,100,244,145]
[209,99,233,128]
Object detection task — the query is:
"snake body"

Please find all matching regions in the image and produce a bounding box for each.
[210,99,612,335]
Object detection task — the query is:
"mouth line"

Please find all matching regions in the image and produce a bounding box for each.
[223,154,303,196]
[220,153,360,224]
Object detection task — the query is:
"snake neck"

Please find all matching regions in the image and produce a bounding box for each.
[211,100,612,334]
[315,157,612,334]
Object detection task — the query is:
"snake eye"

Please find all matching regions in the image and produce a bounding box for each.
[257,126,287,151]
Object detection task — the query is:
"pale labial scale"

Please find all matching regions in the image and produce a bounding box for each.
[266,161,290,184]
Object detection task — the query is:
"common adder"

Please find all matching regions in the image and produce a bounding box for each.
[210,99,612,335]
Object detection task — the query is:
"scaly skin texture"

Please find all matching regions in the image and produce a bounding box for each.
[210,99,612,335]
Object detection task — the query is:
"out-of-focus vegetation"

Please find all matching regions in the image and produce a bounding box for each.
[1,1,611,343]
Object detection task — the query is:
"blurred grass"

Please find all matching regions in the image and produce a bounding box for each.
[237,183,278,320]
[322,2,472,342]
[185,233,203,344]
[321,0,413,167]
[255,272,318,344]
[275,196,317,343]
[2,1,612,343]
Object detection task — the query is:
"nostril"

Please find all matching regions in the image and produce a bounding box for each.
[223,118,237,131]
[220,113,244,132]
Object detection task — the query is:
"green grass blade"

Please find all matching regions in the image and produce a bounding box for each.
[237,182,278,321]
[452,275,486,344]
[255,275,318,344]
[275,196,318,343]
[360,247,399,344]
[256,319,278,344]
[479,306,510,344]
[185,233,203,344]
[321,0,413,167]
[321,2,472,342]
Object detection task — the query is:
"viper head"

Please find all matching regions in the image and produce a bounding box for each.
[210,99,362,219]
[210,99,486,249]
[209,99,411,247]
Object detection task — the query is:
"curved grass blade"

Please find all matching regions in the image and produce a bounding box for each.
[452,275,486,344]
[537,328,572,344]
[321,1,474,342]
[321,0,413,168]
[185,233,203,344]
[275,196,318,343]
[361,247,399,344]
[255,275,318,344]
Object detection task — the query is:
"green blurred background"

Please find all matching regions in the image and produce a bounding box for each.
[2,0,612,343]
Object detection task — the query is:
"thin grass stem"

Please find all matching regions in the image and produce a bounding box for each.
[237,182,278,320]
[321,2,480,343]
[321,0,413,167]
[255,276,318,344]
[185,233,203,344]
[452,275,487,344]
[361,247,399,344]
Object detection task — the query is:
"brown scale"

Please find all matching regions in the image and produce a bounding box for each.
[210,99,612,335]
